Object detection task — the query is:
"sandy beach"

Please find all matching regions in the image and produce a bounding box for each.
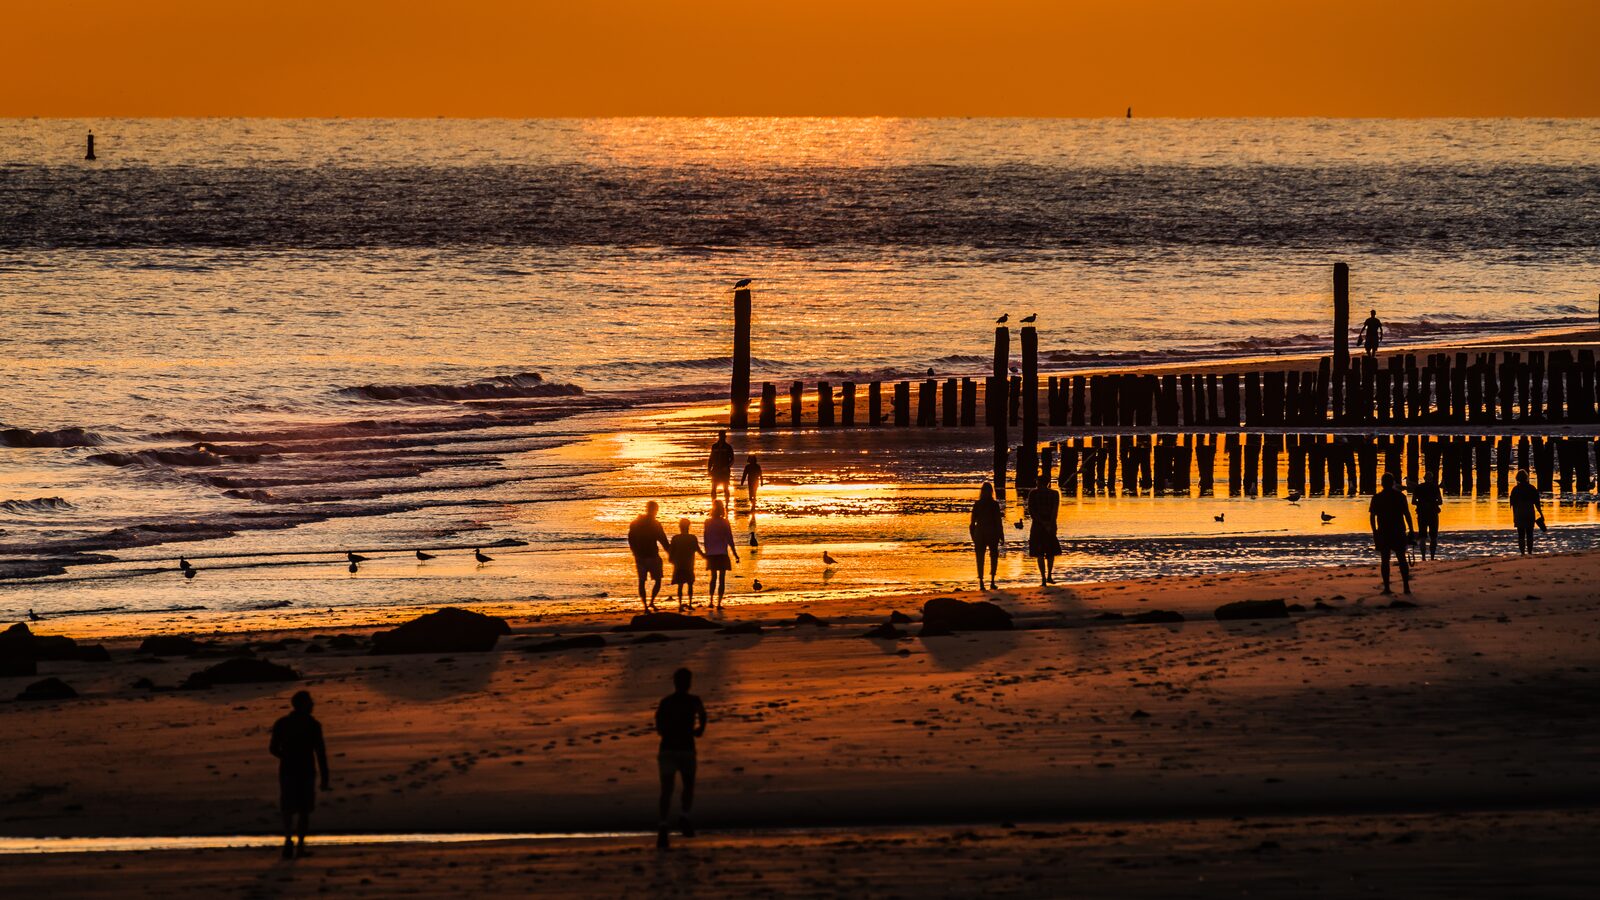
[4,547,1598,894]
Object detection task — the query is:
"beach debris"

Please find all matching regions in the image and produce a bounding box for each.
[1286,603,1307,613]
[861,623,904,640]
[524,635,608,653]
[1213,598,1289,621]
[15,677,77,702]
[614,612,718,633]
[474,548,494,563]
[370,607,511,654]
[920,597,1013,636]
[1131,610,1185,624]
[794,612,831,627]
[415,550,436,561]
[2,623,108,665]
[131,677,156,690]
[138,635,204,657]
[182,657,298,689]
[302,643,325,654]
[716,622,764,635]
[888,610,914,624]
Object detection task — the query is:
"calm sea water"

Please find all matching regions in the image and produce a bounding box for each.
[2,119,1598,622]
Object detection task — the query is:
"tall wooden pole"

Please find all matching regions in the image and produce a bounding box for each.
[1020,325,1039,491]
[730,287,752,429]
[993,326,1011,499]
[1333,263,1350,378]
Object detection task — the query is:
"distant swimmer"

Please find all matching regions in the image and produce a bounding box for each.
[733,278,753,289]
[474,548,493,564]
[415,550,435,561]
[1021,313,1037,324]
[346,552,368,564]
[996,313,1009,324]
[1358,309,1384,358]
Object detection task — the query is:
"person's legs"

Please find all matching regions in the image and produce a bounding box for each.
[650,572,662,606]
[636,563,649,609]
[295,810,310,854]
[987,542,999,589]
[1379,544,1393,592]
[1045,552,1056,583]
[657,758,675,849]
[678,755,697,835]
[280,808,294,858]
[974,545,986,589]
[1396,545,1411,592]
[1035,555,1047,587]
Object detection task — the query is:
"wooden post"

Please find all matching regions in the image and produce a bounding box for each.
[869,381,883,426]
[989,378,1008,499]
[961,378,977,426]
[1288,435,1306,494]
[759,382,777,428]
[1196,435,1216,495]
[817,382,834,427]
[1530,352,1545,422]
[1180,374,1195,426]
[1308,437,1326,495]
[1263,371,1284,426]
[842,382,856,427]
[918,378,936,426]
[1226,434,1243,496]
[1333,262,1350,377]
[1159,374,1179,427]
[1244,372,1262,426]
[85,131,96,161]
[1021,326,1039,482]
[789,380,803,427]
[1315,358,1332,423]
[895,381,911,427]
[1496,435,1512,496]
[943,377,959,426]
[1262,434,1280,496]
[1222,373,1241,426]
[730,287,753,429]
[1243,434,1260,496]
[1071,375,1086,426]
[1357,437,1377,494]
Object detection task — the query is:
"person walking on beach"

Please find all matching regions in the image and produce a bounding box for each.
[655,667,707,850]
[1509,470,1544,554]
[1027,454,1062,586]
[969,481,1005,590]
[1409,475,1443,560]
[1359,309,1384,358]
[739,454,763,517]
[269,690,330,860]
[668,518,705,612]
[707,432,735,505]
[629,501,672,612]
[703,499,740,610]
[1368,473,1415,594]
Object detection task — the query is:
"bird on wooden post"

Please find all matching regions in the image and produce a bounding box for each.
[733,278,753,289]
[1021,313,1037,323]
[996,313,1009,324]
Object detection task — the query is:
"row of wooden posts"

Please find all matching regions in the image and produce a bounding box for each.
[1034,432,1600,498]
[744,346,1600,433]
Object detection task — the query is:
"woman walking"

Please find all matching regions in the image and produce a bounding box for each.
[969,482,1004,590]
[1027,456,1062,586]
[1508,470,1544,554]
[703,500,740,610]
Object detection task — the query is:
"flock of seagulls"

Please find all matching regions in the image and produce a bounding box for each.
[175,548,496,579]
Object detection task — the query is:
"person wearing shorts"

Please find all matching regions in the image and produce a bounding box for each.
[707,431,735,504]
[628,501,671,612]
[668,517,705,611]
[269,690,330,859]
[655,667,707,850]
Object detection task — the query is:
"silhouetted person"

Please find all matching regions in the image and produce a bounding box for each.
[1027,456,1062,585]
[707,432,735,504]
[1509,470,1543,554]
[739,455,763,517]
[655,667,707,850]
[668,517,705,612]
[1409,475,1443,560]
[1368,473,1414,594]
[969,481,1004,590]
[269,690,329,859]
[1359,309,1384,358]
[703,500,740,610]
[628,501,671,611]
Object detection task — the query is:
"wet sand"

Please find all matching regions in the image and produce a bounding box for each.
[3,549,1598,894]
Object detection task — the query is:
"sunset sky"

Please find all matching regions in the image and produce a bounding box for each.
[7,1,1597,117]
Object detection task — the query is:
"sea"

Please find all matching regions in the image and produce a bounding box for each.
[2,118,1598,627]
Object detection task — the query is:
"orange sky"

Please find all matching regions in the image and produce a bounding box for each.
[7,1,1597,117]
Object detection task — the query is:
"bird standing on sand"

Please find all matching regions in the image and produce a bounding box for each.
[1214,513,1225,523]
[733,278,753,289]
[752,579,764,591]
[27,609,41,622]
[415,550,435,561]
[822,551,838,566]
[179,557,194,573]
[996,313,1009,324]
[1021,313,1037,324]
[1286,491,1303,503]
[1320,512,1336,523]
[183,567,197,580]
[474,548,493,564]
[346,551,369,564]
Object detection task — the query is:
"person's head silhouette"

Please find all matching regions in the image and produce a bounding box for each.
[673,667,692,693]
[1517,470,1530,484]
[979,481,994,502]
[291,690,313,714]
[646,500,659,518]
[711,499,726,519]
[1382,472,1396,490]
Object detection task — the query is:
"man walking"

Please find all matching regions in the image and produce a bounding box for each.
[628,501,671,611]
[655,667,707,850]
[707,432,735,504]
[1359,309,1384,358]
[269,690,330,859]
[1409,475,1443,560]
[1368,473,1414,594]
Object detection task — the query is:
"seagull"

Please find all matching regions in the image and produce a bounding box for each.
[27,609,41,622]
[474,548,493,563]
[178,557,194,572]
[1214,513,1225,522]
[733,278,753,289]
[347,551,369,564]
[822,551,838,566]
[415,550,435,561]
[183,567,197,580]
[348,561,359,574]
[1021,313,1037,323]
[1014,518,1025,530]
[996,313,1009,324]
[1285,491,1303,503]
[752,579,764,591]
[1320,511,1336,523]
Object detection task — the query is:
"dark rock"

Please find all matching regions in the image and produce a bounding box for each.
[131,677,156,690]
[630,633,679,644]
[794,613,830,627]
[0,623,38,677]
[302,643,325,653]
[326,634,362,650]
[1213,599,1289,621]
[888,611,913,624]
[370,607,511,655]
[1312,600,1336,611]
[77,644,112,663]
[254,640,289,651]
[16,677,77,701]
[1131,610,1185,624]
[31,634,82,662]
[716,622,764,635]
[1130,709,1152,719]
[1286,603,1307,613]
[862,623,904,640]
[182,657,299,689]
[613,612,719,633]
[1094,611,1126,621]
[1387,599,1418,609]
[139,635,203,657]
[524,635,607,653]
[920,597,1013,633]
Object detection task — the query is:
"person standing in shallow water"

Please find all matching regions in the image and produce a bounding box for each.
[628,501,671,612]
[667,517,705,612]
[703,500,740,610]
[1359,309,1384,358]
[655,667,707,850]
[1508,470,1544,555]
[1027,454,1062,586]
[707,431,735,505]
[739,454,763,518]
[969,481,1004,590]
[269,690,330,859]
[1368,473,1415,595]
[1409,475,1443,560]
